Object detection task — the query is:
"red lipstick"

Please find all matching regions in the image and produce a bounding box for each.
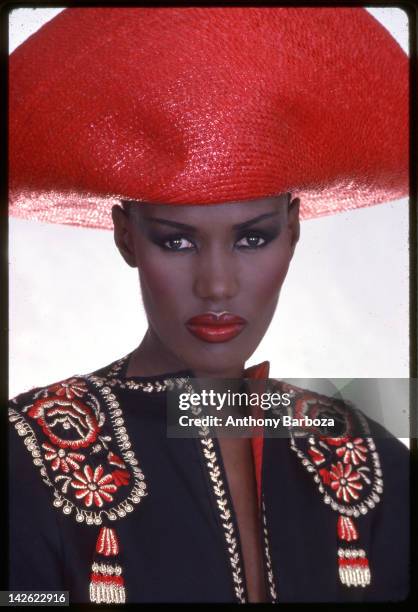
[185,312,247,343]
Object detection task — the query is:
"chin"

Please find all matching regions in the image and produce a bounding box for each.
[183,344,257,377]
[169,326,264,375]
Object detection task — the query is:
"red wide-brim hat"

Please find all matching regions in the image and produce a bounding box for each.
[9,7,408,229]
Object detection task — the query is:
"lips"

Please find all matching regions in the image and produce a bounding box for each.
[185,312,247,343]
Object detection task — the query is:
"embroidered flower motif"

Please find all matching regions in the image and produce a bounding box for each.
[71,464,117,508]
[329,462,363,502]
[42,442,85,472]
[335,438,368,465]
[48,378,88,399]
[28,398,100,449]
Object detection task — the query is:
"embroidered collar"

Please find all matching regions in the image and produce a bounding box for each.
[266,379,383,589]
[271,380,383,519]
[93,352,193,393]
[8,353,197,525]
[9,371,147,525]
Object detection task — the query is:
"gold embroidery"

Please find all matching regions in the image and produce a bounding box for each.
[200,436,246,603]
[94,354,190,393]
[9,377,148,525]
[267,379,383,518]
[174,379,247,603]
[289,433,383,518]
[90,562,126,604]
[261,498,278,602]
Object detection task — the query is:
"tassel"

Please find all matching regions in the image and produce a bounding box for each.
[90,526,126,603]
[337,515,371,588]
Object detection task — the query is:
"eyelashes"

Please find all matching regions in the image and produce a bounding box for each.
[162,236,195,251]
[151,229,279,252]
[235,232,269,249]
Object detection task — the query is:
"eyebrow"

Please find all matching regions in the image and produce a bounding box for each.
[144,211,281,232]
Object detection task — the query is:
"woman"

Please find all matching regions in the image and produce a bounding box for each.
[8,7,409,604]
[112,195,299,380]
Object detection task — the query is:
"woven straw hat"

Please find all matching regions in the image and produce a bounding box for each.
[9,7,408,229]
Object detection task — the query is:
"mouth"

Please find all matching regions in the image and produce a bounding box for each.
[185,312,247,343]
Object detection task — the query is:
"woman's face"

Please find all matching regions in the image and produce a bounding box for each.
[112,195,299,377]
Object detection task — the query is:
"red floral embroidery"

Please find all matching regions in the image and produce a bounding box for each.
[335,438,368,465]
[108,452,126,468]
[321,436,349,447]
[28,398,99,449]
[71,465,117,508]
[329,462,363,502]
[308,446,326,465]
[42,442,85,472]
[319,467,331,485]
[48,378,88,399]
[111,469,130,487]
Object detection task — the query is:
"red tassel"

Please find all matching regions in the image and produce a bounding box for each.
[90,527,126,603]
[338,548,371,587]
[337,516,358,542]
[337,515,371,587]
[96,526,120,556]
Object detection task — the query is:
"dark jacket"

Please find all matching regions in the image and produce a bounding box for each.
[8,353,409,603]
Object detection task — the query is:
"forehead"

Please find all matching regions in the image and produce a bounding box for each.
[129,195,289,226]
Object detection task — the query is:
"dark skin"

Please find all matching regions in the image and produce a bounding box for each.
[112,195,300,602]
[112,195,300,379]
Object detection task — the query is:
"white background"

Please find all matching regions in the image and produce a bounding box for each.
[9,8,410,409]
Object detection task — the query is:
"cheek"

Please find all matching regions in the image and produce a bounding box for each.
[243,241,292,312]
[134,244,192,322]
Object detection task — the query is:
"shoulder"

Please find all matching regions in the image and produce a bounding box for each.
[269,377,408,448]
[8,355,117,410]
[8,357,147,527]
[8,371,102,464]
[8,353,128,429]
[267,378,408,513]
[364,416,409,506]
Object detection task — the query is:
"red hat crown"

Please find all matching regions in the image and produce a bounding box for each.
[9,8,408,228]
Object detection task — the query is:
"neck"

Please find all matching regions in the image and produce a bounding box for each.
[127,329,245,379]
[126,329,187,377]
[192,365,245,379]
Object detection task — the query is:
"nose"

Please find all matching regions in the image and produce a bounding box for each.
[193,249,239,302]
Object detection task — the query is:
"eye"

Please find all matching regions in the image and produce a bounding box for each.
[235,234,267,249]
[163,236,195,251]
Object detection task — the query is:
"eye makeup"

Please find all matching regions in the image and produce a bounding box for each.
[234,225,281,250]
[147,225,281,253]
[141,215,282,252]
